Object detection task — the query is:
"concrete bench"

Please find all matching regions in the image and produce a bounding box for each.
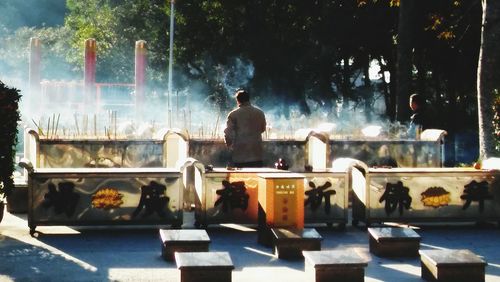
[368,227,421,257]
[302,249,368,282]
[159,229,210,261]
[271,227,322,259]
[419,249,487,282]
[175,252,234,282]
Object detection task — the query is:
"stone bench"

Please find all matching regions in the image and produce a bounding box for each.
[302,249,368,282]
[419,249,487,282]
[159,229,210,261]
[368,227,421,257]
[271,227,322,259]
[175,252,234,282]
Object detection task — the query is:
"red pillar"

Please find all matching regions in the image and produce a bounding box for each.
[84,38,96,110]
[29,37,41,113]
[135,40,147,119]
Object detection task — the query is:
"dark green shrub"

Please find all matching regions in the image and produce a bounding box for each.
[0,81,21,200]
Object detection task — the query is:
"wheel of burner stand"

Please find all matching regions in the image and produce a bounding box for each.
[336,223,346,231]
[326,222,333,229]
[29,228,39,238]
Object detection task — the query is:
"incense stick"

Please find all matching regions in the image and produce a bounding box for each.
[74,114,80,136]
[31,118,44,136]
[113,111,117,140]
[51,113,55,138]
[47,117,51,139]
[54,113,60,138]
[214,114,220,138]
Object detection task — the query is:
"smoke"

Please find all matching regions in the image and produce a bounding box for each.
[0,33,399,143]
[219,57,255,97]
[168,56,392,140]
[0,0,68,120]
[0,0,389,139]
[0,0,66,31]
[0,13,397,142]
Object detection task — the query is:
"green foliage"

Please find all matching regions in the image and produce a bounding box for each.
[65,0,119,75]
[0,81,21,200]
[64,0,169,83]
[0,26,76,80]
[493,89,500,153]
[111,0,170,84]
[172,1,396,113]
[0,0,484,130]
[57,0,481,125]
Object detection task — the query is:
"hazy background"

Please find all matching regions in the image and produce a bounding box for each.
[0,0,484,165]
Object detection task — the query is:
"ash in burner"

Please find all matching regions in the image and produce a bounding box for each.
[85,157,120,168]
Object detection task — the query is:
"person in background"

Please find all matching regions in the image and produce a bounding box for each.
[224,89,267,168]
[408,93,431,138]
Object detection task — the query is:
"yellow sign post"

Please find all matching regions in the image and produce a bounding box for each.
[257,173,305,245]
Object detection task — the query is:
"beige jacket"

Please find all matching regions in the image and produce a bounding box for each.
[223,102,266,163]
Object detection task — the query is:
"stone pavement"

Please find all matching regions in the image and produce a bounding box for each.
[1,210,500,282]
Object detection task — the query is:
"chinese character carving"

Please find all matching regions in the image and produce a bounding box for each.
[304,181,336,214]
[214,180,249,213]
[132,181,169,218]
[42,182,80,217]
[461,180,492,212]
[379,181,412,215]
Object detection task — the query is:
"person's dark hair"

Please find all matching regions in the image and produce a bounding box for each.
[235,89,250,103]
[410,93,426,107]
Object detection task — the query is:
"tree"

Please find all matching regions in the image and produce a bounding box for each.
[4,0,481,150]
[0,81,21,200]
[395,0,415,122]
[65,0,170,83]
[477,0,500,158]
[0,26,75,83]
[64,0,120,80]
[494,92,500,149]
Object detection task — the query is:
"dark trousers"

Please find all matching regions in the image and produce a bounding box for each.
[233,161,263,168]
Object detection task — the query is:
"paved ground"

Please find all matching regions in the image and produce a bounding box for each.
[1,209,500,282]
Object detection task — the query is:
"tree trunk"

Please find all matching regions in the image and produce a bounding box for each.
[414,48,426,98]
[0,202,4,224]
[477,0,500,159]
[362,54,373,122]
[342,54,352,105]
[387,54,397,121]
[395,0,415,122]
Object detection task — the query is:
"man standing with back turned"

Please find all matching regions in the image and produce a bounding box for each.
[224,89,267,168]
